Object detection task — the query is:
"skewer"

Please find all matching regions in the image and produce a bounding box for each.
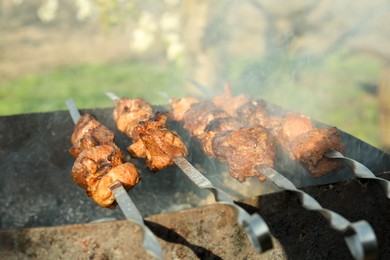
[154,88,380,259]
[172,156,273,252]
[325,150,390,199]
[261,167,378,260]
[105,92,273,253]
[65,99,163,260]
[186,77,215,97]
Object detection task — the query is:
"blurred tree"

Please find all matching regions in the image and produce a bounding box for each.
[379,64,390,152]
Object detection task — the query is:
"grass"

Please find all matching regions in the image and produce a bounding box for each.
[0,61,185,115]
[0,51,383,147]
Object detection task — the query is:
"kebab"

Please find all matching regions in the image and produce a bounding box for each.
[106,92,273,253]
[170,86,378,259]
[171,86,346,180]
[66,99,163,259]
[69,112,140,208]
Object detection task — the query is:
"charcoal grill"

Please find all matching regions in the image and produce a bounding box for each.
[1,105,390,259]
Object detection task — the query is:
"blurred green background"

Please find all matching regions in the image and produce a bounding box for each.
[0,0,388,149]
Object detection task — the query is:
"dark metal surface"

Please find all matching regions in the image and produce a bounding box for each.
[1,107,390,259]
[1,176,390,259]
[0,108,209,230]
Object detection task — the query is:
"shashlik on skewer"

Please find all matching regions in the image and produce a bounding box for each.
[177,84,377,259]
[107,93,273,254]
[171,86,345,180]
[66,99,163,260]
[69,113,140,208]
[111,96,188,171]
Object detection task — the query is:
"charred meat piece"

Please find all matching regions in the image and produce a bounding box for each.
[71,143,123,191]
[113,97,154,140]
[274,112,345,177]
[291,127,345,178]
[273,112,315,158]
[128,113,188,172]
[127,112,167,158]
[171,97,199,121]
[71,113,102,145]
[69,113,117,160]
[237,100,280,129]
[192,109,230,136]
[69,124,115,158]
[182,100,217,135]
[198,117,243,156]
[212,127,275,182]
[91,163,140,208]
[278,112,314,142]
[212,85,251,117]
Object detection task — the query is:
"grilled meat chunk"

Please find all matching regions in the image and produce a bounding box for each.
[212,85,251,117]
[192,109,230,136]
[274,112,345,177]
[71,113,102,145]
[69,124,115,158]
[128,113,188,171]
[198,117,243,156]
[212,127,275,182]
[171,97,199,121]
[71,143,123,191]
[113,97,154,140]
[91,163,140,208]
[291,127,345,177]
[69,113,117,159]
[237,100,278,128]
[183,100,217,135]
[278,112,314,143]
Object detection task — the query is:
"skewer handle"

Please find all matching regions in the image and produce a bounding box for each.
[325,150,390,199]
[109,181,163,260]
[173,156,273,253]
[261,167,378,260]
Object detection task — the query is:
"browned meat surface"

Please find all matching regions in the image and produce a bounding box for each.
[191,109,230,136]
[91,163,140,208]
[128,139,146,158]
[71,113,101,145]
[71,143,123,191]
[128,113,188,171]
[237,100,272,128]
[291,127,345,177]
[69,124,115,158]
[212,127,275,182]
[272,112,315,158]
[198,117,243,156]
[171,97,199,121]
[113,98,153,139]
[212,85,251,117]
[182,100,217,135]
[278,112,314,142]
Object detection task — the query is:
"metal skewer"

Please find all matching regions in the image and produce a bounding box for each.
[105,92,273,253]
[65,99,163,260]
[173,156,273,253]
[261,167,378,260]
[325,150,390,199]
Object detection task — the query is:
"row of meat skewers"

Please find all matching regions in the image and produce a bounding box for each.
[67,87,387,259]
[69,86,345,208]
